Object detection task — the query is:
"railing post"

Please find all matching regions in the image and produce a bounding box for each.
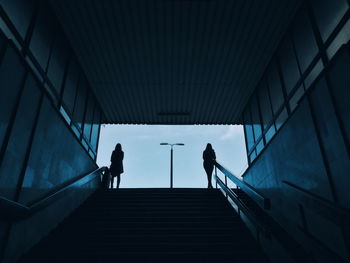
[170,147,173,189]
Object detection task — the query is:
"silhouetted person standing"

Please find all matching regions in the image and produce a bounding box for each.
[110,143,124,188]
[203,143,216,189]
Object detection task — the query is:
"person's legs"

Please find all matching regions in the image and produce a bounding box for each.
[111,176,114,189]
[207,172,211,188]
[116,174,121,189]
[204,165,214,188]
[208,166,214,188]
[204,165,211,188]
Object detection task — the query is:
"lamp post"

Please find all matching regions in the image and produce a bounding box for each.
[160,143,185,188]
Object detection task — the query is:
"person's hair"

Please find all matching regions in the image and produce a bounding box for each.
[115,143,122,151]
[205,143,212,151]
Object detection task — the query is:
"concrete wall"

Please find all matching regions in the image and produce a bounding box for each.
[243,45,350,262]
[4,175,101,263]
[0,1,103,261]
[241,1,350,261]
[0,41,98,261]
[19,96,96,204]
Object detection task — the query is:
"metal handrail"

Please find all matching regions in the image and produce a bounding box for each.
[0,166,108,221]
[214,161,270,209]
[215,175,270,234]
[214,166,318,263]
[282,180,350,225]
[214,162,348,262]
[213,174,317,262]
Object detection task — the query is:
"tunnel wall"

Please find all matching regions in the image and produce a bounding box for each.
[0,1,104,261]
[242,1,350,262]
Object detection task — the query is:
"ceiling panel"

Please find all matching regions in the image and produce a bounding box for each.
[49,0,302,124]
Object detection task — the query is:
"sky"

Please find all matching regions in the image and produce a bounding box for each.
[97,125,248,188]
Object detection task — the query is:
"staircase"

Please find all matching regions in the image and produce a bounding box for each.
[21,189,269,262]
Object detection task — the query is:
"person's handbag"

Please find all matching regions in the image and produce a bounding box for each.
[102,168,111,188]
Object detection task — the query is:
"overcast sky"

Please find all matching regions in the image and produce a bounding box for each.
[97,125,247,188]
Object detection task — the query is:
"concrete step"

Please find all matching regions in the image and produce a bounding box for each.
[20,188,269,263]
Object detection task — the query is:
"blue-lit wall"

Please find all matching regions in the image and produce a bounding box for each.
[0,1,103,261]
[242,1,350,261]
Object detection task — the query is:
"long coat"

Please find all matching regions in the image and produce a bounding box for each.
[203,149,216,173]
[110,150,124,175]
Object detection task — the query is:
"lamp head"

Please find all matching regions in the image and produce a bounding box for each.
[160,143,169,145]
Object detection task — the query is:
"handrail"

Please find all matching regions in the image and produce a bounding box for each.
[0,166,108,221]
[214,162,348,262]
[214,161,270,209]
[216,175,349,262]
[282,180,350,225]
[215,176,270,234]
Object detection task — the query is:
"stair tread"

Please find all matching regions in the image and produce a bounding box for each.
[21,189,269,262]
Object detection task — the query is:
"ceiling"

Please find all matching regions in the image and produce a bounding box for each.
[49,0,301,124]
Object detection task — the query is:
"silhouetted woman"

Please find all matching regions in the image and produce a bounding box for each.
[110,143,124,188]
[203,143,216,189]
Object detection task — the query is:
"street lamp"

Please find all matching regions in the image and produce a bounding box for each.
[160,143,185,188]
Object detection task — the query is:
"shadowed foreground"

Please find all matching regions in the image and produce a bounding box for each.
[21,189,268,262]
